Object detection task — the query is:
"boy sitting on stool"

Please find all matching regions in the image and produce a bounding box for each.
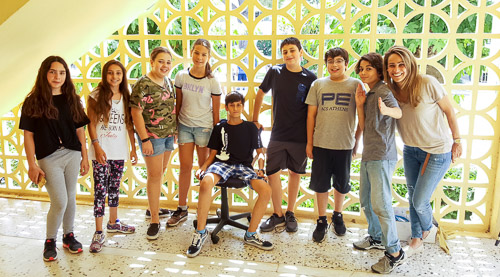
[186,91,273,258]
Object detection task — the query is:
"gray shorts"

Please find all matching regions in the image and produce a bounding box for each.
[265,140,307,175]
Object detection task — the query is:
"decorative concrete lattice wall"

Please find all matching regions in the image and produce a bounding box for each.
[1,0,499,233]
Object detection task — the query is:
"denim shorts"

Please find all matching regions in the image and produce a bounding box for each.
[178,123,212,147]
[137,135,175,157]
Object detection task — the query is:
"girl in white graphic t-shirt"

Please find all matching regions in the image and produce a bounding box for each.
[87,60,138,253]
[172,39,222,226]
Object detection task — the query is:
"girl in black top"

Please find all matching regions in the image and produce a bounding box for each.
[19,56,89,262]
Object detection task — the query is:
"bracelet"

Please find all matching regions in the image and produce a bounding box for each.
[141,137,151,143]
[91,139,99,144]
[258,169,265,172]
[453,138,462,144]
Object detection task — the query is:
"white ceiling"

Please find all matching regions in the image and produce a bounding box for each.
[0,0,157,116]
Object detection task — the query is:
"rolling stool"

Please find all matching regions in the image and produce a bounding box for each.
[193,177,251,244]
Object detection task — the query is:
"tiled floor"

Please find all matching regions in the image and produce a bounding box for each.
[0,197,499,277]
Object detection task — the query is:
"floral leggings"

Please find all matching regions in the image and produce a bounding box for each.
[92,160,125,217]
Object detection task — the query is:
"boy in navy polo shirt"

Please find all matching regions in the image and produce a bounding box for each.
[252,37,317,233]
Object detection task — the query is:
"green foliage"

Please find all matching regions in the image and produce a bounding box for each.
[147,18,160,35]
[256,40,272,57]
[90,63,102,78]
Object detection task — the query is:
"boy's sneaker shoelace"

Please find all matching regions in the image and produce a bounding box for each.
[147,223,161,240]
[145,208,172,219]
[353,235,385,250]
[371,249,406,274]
[312,218,329,243]
[243,233,274,250]
[186,231,208,258]
[284,211,298,232]
[259,213,286,232]
[167,207,188,227]
[331,213,347,236]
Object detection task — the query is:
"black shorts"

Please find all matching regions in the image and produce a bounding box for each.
[309,147,352,193]
[266,140,307,175]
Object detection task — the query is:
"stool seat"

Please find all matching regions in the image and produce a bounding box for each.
[193,177,251,244]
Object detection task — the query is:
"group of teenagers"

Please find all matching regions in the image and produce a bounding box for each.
[19,36,461,274]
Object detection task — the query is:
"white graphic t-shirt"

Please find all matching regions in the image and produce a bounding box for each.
[88,89,130,160]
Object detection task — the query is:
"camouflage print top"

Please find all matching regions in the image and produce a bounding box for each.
[129,75,176,139]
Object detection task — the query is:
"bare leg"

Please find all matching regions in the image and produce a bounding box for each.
[333,188,345,213]
[286,171,301,212]
[267,172,283,216]
[409,237,423,249]
[95,216,103,232]
[109,207,118,224]
[179,143,195,207]
[248,179,272,232]
[145,154,168,223]
[316,192,329,217]
[195,145,209,167]
[195,173,221,231]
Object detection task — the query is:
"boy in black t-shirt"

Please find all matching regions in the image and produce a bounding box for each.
[186,92,273,258]
[252,37,317,232]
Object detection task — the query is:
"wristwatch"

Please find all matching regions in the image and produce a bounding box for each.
[141,137,151,143]
[453,138,461,144]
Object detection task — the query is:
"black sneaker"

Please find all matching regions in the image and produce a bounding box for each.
[43,239,57,262]
[147,223,161,240]
[332,213,346,236]
[145,208,172,219]
[353,235,385,250]
[371,249,406,274]
[285,211,298,232]
[167,207,188,227]
[62,232,83,254]
[186,231,208,258]
[259,213,285,232]
[243,233,274,250]
[312,218,328,243]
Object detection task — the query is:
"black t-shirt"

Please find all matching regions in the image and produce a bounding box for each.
[19,94,90,160]
[207,120,262,167]
[259,64,317,143]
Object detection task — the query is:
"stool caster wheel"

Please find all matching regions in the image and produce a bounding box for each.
[211,235,220,244]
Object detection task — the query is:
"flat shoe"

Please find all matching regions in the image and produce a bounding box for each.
[403,243,424,258]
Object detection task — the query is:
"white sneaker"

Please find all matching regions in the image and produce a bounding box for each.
[403,243,424,257]
[186,231,208,258]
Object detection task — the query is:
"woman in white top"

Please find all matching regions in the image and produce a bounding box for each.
[383,46,462,256]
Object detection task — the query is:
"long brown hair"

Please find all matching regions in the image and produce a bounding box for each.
[87,60,133,131]
[22,56,86,122]
[383,46,422,107]
[191,39,213,79]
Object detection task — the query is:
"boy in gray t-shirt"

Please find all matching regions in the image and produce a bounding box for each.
[305,47,362,243]
[352,52,406,274]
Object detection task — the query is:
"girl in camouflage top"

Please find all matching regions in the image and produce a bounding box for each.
[130,47,176,240]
